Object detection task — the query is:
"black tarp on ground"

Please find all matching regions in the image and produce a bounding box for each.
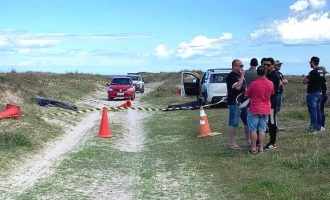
[35,96,78,111]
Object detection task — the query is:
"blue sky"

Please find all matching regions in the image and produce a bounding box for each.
[0,0,330,75]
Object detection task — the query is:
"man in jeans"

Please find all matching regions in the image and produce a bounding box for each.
[303,56,326,132]
[226,59,249,149]
[274,60,288,113]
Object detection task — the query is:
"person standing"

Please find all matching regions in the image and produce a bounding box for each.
[226,59,249,149]
[245,58,258,87]
[319,66,328,131]
[264,57,280,150]
[274,60,288,113]
[246,65,274,153]
[303,56,326,132]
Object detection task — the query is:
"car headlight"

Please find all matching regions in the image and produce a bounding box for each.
[108,87,113,92]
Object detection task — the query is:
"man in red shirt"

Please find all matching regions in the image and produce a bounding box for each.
[246,65,274,153]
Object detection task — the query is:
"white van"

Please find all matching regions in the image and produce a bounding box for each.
[181,68,231,105]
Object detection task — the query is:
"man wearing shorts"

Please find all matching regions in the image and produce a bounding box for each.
[246,65,274,153]
[226,59,249,149]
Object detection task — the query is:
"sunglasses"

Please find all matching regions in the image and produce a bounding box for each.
[237,64,244,68]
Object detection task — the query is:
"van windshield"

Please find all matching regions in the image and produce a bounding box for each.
[128,76,139,81]
[210,73,228,83]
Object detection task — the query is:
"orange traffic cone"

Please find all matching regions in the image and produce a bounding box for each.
[126,100,132,108]
[98,107,112,138]
[0,104,20,120]
[198,107,222,137]
[175,86,180,96]
[119,100,132,109]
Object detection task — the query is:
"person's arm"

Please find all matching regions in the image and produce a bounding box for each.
[303,71,313,84]
[233,70,245,90]
[303,76,309,84]
[282,76,289,85]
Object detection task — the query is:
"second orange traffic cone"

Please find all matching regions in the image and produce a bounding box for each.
[98,107,112,138]
[119,100,132,109]
[198,107,222,137]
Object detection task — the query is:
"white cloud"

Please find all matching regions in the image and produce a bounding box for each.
[17,39,59,47]
[176,33,233,58]
[290,0,326,12]
[290,0,309,12]
[250,28,273,39]
[252,0,330,44]
[155,44,170,58]
[276,12,330,42]
[310,0,326,9]
[0,36,8,46]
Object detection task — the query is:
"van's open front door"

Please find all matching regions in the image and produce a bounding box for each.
[181,72,200,96]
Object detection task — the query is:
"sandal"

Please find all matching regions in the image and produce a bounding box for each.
[230,145,242,150]
[249,149,258,154]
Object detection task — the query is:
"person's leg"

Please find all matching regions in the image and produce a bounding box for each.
[240,108,250,146]
[275,94,282,114]
[316,93,322,130]
[258,115,268,152]
[228,105,240,148]
[258,132,265,152]
[266,109,277,148]
[320,93,327,128]
[247,112,257,151]
[321,98,325,128]
[307,93,318,130]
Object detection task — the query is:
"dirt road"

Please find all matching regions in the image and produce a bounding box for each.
[0,82,161,199]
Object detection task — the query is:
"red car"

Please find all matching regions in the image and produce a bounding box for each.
[107,77,136,100]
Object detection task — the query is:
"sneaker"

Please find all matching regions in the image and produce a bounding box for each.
[264,144,277,150]
[320,126,326,132]
[307,127,318,134]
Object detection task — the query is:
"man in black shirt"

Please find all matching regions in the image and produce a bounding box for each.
[226,59,249,149]
[318,66,328,132]
[274,60,288,113]
[303,56,326,132]
[264,57,280,150]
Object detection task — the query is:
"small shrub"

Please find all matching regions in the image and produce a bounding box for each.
[0,132,32,147]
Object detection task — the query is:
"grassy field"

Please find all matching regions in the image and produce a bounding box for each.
[1,71,330,199]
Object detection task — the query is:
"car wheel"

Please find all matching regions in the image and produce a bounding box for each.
[140,86,144,93]
[108,97,113,101]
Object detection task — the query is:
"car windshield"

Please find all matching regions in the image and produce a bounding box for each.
[210,73,228,83]
[111,78,132,85]
[128,76,139,81]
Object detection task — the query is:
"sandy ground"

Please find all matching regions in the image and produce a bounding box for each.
[0,82,161,199]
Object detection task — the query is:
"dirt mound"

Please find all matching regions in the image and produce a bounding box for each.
[0,85,23,105]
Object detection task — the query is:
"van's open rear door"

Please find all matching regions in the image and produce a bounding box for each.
[181,72,200,96]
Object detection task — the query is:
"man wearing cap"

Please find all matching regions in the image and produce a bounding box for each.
[245,58,258,87]
[226,59,249,149]
[275,60,288,114]
[303,56,326,132]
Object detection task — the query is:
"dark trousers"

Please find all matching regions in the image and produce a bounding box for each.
[267,108,278,145]
[321,94,328,127]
